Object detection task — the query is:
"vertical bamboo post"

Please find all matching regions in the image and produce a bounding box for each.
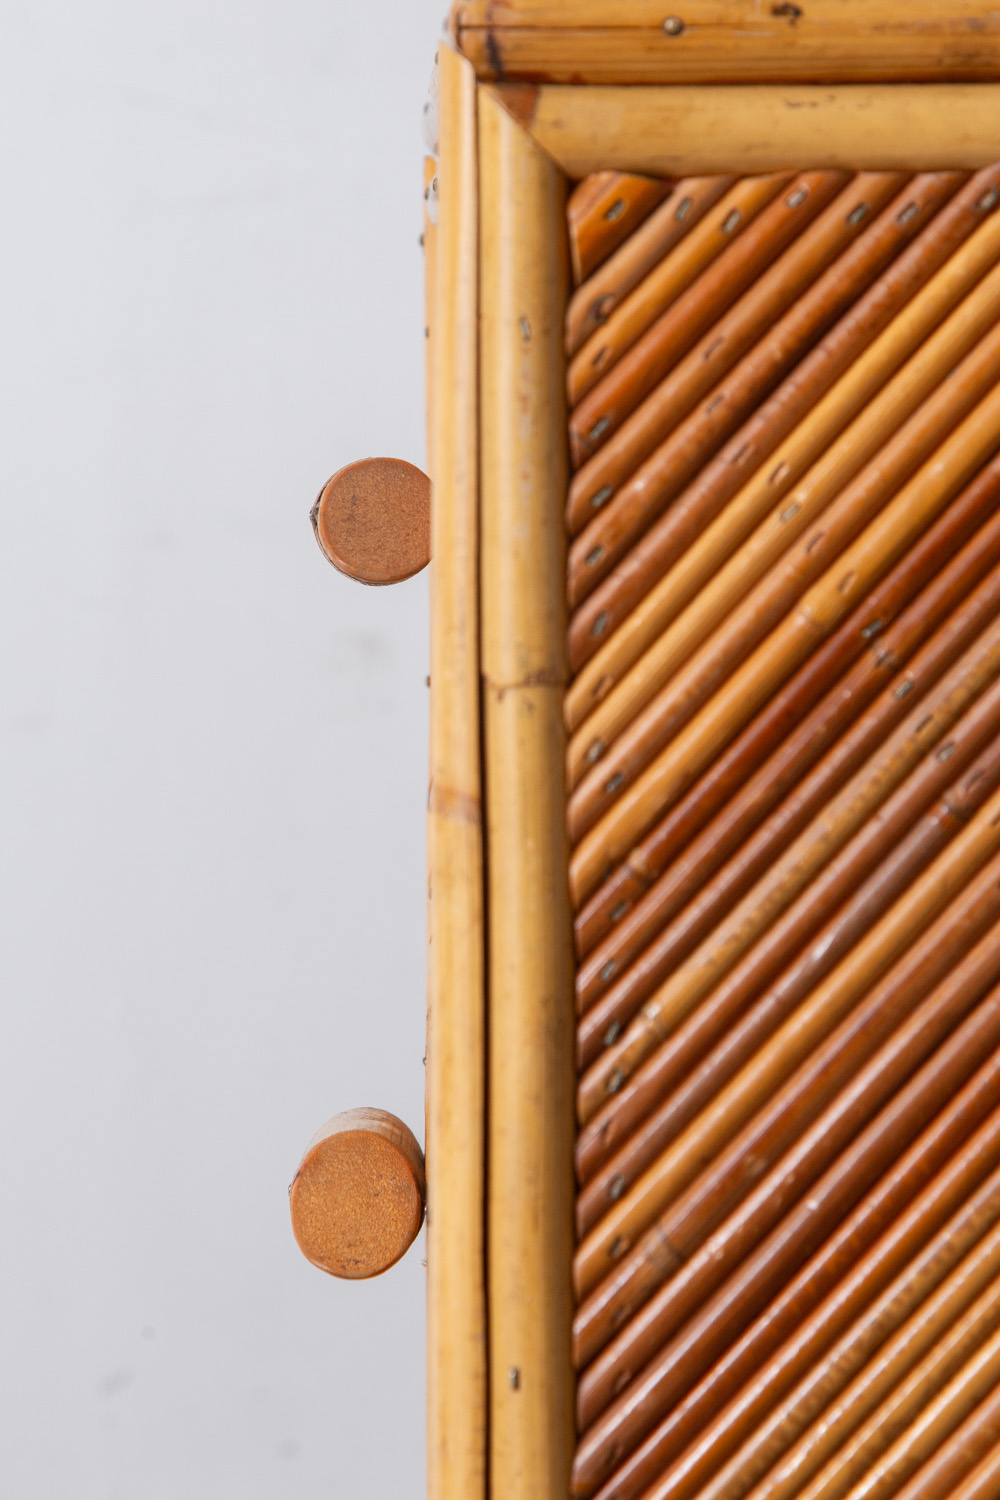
[427,43,487,1500]
[479,86,576,1499]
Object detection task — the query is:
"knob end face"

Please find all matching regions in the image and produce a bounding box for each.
[311,457,431,585]
[290,1107,425,1280]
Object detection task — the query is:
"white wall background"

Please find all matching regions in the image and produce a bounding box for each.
[0,3,446,1494]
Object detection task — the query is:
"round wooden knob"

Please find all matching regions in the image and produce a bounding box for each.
[289,1108,425,1279]
[310,457,431,585]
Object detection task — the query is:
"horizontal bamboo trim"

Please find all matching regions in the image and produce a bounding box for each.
[478,84,575,1500]
[427,44,487,1500]
[454,0,1000,88]
[495,84,1000,179]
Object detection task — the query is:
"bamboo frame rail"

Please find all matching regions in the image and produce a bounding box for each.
[427,44,487,1500]
[425,32,1000,1500]
[451,3,1000,85]
[478,85,575,1500]
[498,85,1000,181]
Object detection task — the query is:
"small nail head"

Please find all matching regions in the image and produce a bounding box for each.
[663,15,685,35]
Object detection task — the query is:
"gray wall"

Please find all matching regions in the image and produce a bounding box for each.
[1,2,444,1493]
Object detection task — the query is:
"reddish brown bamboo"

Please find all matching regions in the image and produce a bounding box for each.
[937,1435,1000,1500]
[567,174,791,407]
[573,460,1000,960]
[568,171,673,285]
[566,176,736,362]
[572,971,1000,1496]
[574,866,1000,1368]
[568,173,930,602]
[577,723,1000,1236]
[889,1384,1000,1500]
[567,171,848,474]
[567,173,894,595]
[569,321,1000,856]
[578,607,1000,1126]
[565,168,999,660]
[586,1078,1000,1500]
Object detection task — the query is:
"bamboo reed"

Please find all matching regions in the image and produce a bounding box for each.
[778,1252,1000,1500]
[568,299,1000,833]
[576,523,1000,1069]
[568,174,994,672]
[426,45,486,1500]
[574,856,1000,1358]
[594,1083,1000,1500]
[849,1331,1000,1500]
[568,171,923,607]
[890,1384,1000,1500]
[574,456,1000,960]
[478,85,574,1500]
[942,1437,1000,1500]
[571,381,1000,904]
[577,718,1000,1233]
[567,170,855,480]
[567,170,671,286]
[681,1153,1000,1500]
[567,174,788,416]
[578,609,1000,1126]
[565,175,735,363]
[506,85,1000,180]
[574,971,1000,1493]
[453,2,1000,85]
[565,174,1000,725]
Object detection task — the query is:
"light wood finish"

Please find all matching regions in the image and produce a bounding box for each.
[426,44,487,1500]
[565,175,735,360]
[289,1108,425,1279]
[564,192,1000,738]
[423,154,437,467]
[478,85,575,1500]
[497,85,1000,180]
[452,3,1000,85]
[567,246,1000,795]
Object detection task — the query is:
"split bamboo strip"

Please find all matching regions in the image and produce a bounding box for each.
[681,1155,1000,1500]
[565,177,1000,727]
[565,175,735,362]
[574,458,1000,960]
[478,85,574,1500]
[941,1436,1000,1500]
[504,85,1000,181]
[575,492,1000,1032]
[567,170,855,480]
[890,1383,1000,1500]
[577,719,1000,1231]
[567,174,790,420]
[591,1083,1000,1500]
[426,45,486,1500]
[568,297,1000,827]
[567,171,672,286]
[568,172,920,603]
[570,383,1000,905]
[777,1249,1000,1500]
[568,172,994,673]
[574,852,1000,1353]
[848,1328,1000,1500]
[574,967,1000,1490]
[452,2,1000,85]
[578,608,1000,1127]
